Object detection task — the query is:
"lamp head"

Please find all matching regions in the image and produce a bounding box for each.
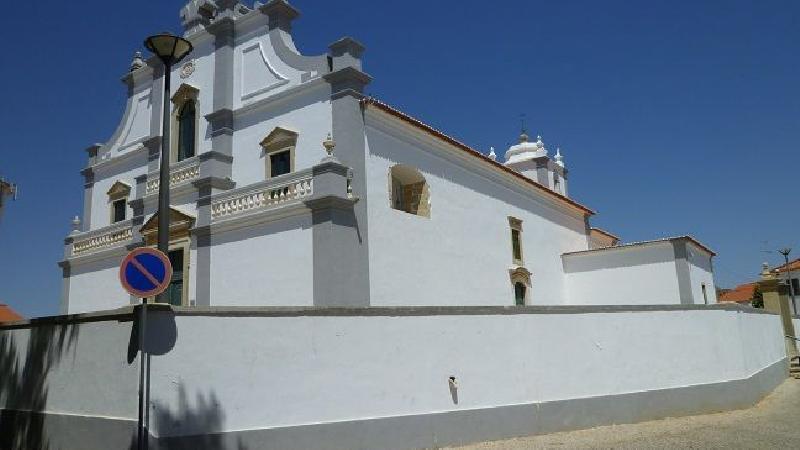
[144,33,193,66]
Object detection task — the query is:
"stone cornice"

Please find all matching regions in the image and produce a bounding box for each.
[205,108,234,137]
[304,195,358,212]
[259,0,300,32]
[323,67,371,95]
[329,37,365,59]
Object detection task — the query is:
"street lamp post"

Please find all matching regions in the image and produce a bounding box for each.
[779,248,797,315]
[140,32,193,450]
[145,33,193,261]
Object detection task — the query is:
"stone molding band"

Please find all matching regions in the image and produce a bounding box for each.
[0,303,775,330]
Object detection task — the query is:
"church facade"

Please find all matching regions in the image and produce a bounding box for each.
[59,0,717,314]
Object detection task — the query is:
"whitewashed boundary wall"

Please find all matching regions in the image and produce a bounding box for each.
[0,304,787,450]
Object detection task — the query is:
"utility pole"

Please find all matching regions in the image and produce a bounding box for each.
[779,248,797,315]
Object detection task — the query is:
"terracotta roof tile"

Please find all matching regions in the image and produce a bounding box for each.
[718,283,758,304]
[0,304,23,323]
[775,258,800,273]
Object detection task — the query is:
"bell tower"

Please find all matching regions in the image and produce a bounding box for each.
[503,131,568,196]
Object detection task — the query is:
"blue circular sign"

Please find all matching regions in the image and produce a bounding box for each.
[119,248,173,298]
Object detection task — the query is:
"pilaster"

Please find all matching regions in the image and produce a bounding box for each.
[304,158,367,306]
[321,39,372,306]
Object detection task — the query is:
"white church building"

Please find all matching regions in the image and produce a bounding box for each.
[4,2,792,449]
[59,0,717,314]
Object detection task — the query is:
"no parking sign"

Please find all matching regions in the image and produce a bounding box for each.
[119,247,173,298]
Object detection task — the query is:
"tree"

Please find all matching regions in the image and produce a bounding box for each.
[751,284,764,309]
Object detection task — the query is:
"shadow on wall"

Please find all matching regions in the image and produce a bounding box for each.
[127,385,248,450]
[0,323,80,450]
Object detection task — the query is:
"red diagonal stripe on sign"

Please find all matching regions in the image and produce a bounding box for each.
[129,256,161,287]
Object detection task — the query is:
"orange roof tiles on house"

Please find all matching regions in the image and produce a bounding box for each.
[0,304,23,323]
[775,258,800,274]
[361,97,596,217]
[718,283,758,304]
[590,227,620,241]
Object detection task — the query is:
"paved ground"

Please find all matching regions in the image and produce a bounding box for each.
[446,379,800,449]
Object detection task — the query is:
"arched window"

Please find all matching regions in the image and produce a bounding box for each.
[177,101,196,161]
[389,164,430,217]
[171,83,200,163]
[510,267,532,306]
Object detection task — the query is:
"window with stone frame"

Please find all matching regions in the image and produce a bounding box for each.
[171,84,200,163]
[176,101,196,161]
[260,127,297,179]
[510,267,532,305]
[389,164,430,217]
[509,216,524,264]
[107,181,131,224]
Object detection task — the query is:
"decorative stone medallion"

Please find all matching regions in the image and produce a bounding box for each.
[180,60,196,79]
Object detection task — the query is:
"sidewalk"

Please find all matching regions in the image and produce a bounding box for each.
[446,379,800,449]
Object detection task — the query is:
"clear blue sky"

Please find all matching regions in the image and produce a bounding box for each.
[1,1,798,318]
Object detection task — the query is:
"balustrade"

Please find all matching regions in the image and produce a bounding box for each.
[211,176,313,219]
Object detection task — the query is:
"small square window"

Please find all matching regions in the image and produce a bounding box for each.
[112,199,126,223]
[270,150,292,178]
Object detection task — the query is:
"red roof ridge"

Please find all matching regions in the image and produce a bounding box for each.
[360,97,595,216]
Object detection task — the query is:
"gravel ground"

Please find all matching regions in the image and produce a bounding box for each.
[446,379,800,449]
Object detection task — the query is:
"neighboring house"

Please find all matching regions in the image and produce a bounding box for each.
[774,258,800,296]
[719,282,759,305]
[58,0,719,314]
[0,304,23,323]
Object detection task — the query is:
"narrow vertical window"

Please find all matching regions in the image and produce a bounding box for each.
[514,282,526,306]
[508,217,524,265]
[177,101,196,161]
[701,283,708,305]
[512,229,522,261]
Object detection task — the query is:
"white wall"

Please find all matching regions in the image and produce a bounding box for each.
[232,85,332,188]
[687,242,717,304]
[0,318,138,421]
[90,157,148,230]
[564,242,681,305]
[364,117,589,307]
[1,307,785,446]
[68,254,131,314]
[208,215,314,306]
[143,308,783,437]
